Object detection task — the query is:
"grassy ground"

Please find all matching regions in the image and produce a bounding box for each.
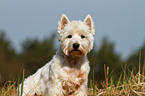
[0,63,145,96]
[88,64,145,96]
[0,81,17,96]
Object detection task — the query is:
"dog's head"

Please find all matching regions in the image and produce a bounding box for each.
[58,14,95,56]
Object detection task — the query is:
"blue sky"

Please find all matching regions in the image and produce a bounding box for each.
[0,0,145,59]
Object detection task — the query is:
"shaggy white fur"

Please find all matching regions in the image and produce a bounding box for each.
[18,14,95,96]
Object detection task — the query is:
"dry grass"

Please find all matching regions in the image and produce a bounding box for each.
[0,81,17,96]
[89,65,145,96]
[1,56,145,96]
[1,65,145,96]
[1,70,145,96]
[89,53,145,96]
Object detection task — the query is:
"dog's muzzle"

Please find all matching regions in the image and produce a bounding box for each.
[67,43,86,56]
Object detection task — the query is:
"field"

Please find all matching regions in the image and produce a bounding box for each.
[88,64,145,96]
[0,63,145,96]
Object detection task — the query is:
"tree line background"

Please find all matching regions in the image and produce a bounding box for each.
[0,30,144,87]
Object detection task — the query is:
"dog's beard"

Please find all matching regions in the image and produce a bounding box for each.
[63,46,87,56]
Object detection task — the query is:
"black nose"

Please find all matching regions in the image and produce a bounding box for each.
[73,43,80,50]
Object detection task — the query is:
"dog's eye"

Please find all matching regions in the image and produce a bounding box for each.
[81,35,85,39]
[67,35,72,38]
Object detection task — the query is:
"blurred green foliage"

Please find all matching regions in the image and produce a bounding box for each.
[88,37,122,82]
[0,31,22,86]
[20,34,56,77]
[126,41,145,74]
[0,30,144,86]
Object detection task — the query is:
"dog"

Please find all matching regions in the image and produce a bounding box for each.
[18,14,95,96]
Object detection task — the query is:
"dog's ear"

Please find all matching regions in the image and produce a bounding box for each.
[59,14,70,30]
[84,14,95,35]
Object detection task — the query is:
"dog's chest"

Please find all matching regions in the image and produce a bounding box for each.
[60,68,86,95]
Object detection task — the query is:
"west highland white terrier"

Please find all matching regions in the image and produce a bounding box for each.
[19,14,95,96]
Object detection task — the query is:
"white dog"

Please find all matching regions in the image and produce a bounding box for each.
[19,14,95,96]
